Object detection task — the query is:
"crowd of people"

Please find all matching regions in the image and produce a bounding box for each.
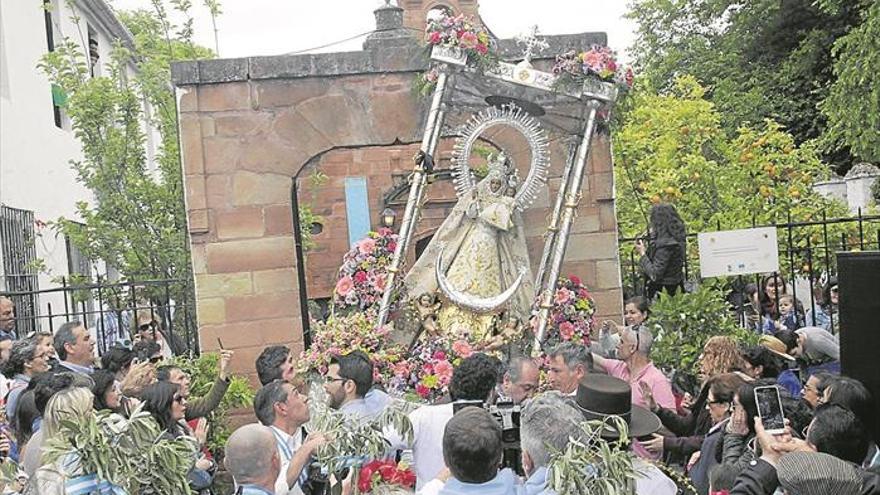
[0,262,872,495]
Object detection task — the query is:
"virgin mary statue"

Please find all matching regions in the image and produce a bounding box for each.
[404,153,535,344]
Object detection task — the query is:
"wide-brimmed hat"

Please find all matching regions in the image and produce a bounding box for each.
[573,374,661,439]
[778,452,862,495]
[758,335,796,362]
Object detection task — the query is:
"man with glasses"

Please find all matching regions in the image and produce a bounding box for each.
[253,380,326,495]
[592,325,675,410]
[323,351,387,418]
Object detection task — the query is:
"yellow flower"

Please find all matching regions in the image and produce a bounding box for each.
[421,374,439,388]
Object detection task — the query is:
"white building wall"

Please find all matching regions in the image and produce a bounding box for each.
[0,0,149,331]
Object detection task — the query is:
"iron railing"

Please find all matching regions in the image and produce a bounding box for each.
[620,210,880,327]
[0,277,198,356]
[0,206,40,336]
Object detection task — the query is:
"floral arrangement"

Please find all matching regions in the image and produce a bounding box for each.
[333,228,399,313]
[416,11,497,95]
[535,275,596,348]
[425,12,492,56]
[552,45,634,89]
[357,460,417,493]
[387,336,476,402]
[299,311,404,385]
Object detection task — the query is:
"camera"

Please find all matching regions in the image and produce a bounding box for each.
[452,400,523,475]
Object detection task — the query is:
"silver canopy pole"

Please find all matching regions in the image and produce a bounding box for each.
[377,71,449,327]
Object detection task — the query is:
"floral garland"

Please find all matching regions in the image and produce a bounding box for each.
[535,275,596,348]
[299,312,404,386]
[386,336,476,402]
[416,12,497,95]
[357,460,417,493]
[552,45,634,90]
[333,228,399,313]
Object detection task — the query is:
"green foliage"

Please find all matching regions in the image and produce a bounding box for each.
[299,170,328,252]
[627,0,867,167]
[169,353,255,454]
[42,407,195,493]
[37,2,214,304]
[649,285,757,374]
[546,417,636,495]
[614,76,870,282]
[821,1,880,162]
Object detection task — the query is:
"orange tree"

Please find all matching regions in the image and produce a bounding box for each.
[613,76,867,285]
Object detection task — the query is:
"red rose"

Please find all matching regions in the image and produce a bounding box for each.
[416,383,430,398]
[569,275,582,286]
[432,350,447,360]
[399,469,417,487]
[428,31,442,44]
[377,463,398,481]
[354,271,368,283]
[386,241,397,252]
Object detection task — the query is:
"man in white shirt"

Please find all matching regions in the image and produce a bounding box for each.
[546,342,592,396]
[253,380,326,495]
[386,353,499,490]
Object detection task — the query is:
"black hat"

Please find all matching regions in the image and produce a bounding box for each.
[573,374,661,439]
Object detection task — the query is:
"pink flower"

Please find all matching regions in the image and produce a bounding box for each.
[374,274,387,292]
[459,31,478,49]
[578,288,590,299]
[434,360,453,384]
[452,340,473,358]
[554,288,572,305]
[378,227,393,237]
[393,361,411,377]
[357,238,376,255]
[335,275,354,296]
[569,275,582,286]
[353,271,368,284]
[416,383,430,398]
[428,31,442,44]
[386,241,398,253]
[475,43,488,55]
[432,350,447,361]
[559,321,575,340]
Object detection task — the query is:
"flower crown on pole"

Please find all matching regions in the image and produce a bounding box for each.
[416,11,498,95]
[552,45,634,89]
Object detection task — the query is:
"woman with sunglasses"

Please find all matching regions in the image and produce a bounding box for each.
[142,381,215,493]
[806,277,840,335]
[687,373,745,495]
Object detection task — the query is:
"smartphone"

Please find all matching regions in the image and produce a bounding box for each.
[754,385,786,434]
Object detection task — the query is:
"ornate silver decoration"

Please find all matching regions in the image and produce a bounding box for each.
[514,26,549,67]
[450,104,550,213]
[435,244,526,313]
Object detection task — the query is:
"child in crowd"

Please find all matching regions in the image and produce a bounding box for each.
[708,463,738,495]
[763,294,803,333]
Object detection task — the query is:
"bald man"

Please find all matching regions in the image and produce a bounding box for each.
[0,297,15,339]
[225,424,282,495]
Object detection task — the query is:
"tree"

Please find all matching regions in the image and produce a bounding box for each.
[38,2,214,317]
[820,0,880,162]
[626,0,866,169]
[614,76,862,282]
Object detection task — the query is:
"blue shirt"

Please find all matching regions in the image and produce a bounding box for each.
[438,469,519,495]
[520,467,557,495]
[58,361,94,375]
[237,484,275,495]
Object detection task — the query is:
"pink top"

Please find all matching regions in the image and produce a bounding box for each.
[601,359,676,410]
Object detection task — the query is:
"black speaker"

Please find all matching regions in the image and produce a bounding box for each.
[837,251,880,445]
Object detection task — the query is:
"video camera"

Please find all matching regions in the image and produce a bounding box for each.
[452,400,523,475]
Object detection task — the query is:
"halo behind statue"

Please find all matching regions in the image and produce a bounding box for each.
[451,103,550,213]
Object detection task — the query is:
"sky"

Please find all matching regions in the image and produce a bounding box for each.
[109,0,638,62]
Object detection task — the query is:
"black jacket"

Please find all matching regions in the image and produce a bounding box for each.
[639,242,685,286]
[732,458,880,495]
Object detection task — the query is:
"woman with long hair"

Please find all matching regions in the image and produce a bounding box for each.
[642,336,745,463]
[636,203,686,298]
[4,338,51,428]
[141,381,214,493]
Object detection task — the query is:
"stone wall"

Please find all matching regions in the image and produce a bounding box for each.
[173,36,623,383]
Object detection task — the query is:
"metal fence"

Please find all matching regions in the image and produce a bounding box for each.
[620,210,880,326]
[0,278,198,356]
